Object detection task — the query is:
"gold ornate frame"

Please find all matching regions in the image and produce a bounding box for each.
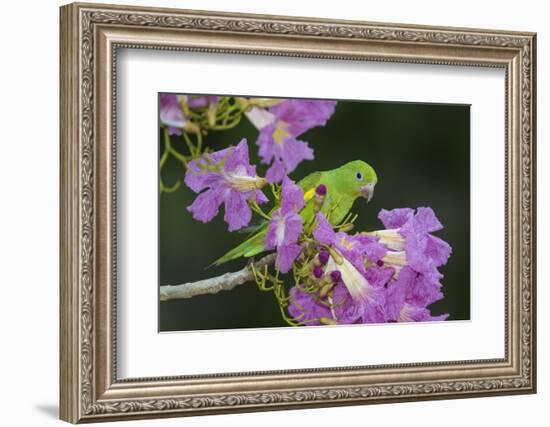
[59,2,537,423]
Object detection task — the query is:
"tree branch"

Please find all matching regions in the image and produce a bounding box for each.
[159,253,276,301]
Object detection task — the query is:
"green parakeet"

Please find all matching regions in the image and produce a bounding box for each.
[213,160,377,266]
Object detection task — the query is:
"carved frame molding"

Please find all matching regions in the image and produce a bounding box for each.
[60,2,536,423]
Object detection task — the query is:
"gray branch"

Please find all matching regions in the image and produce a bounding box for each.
[159,253,276,301]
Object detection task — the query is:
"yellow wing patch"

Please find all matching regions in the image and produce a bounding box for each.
[303,188,316,202]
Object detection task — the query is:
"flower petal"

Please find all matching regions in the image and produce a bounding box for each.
[288,286,331,325]
[184,143,239,194]
[313,213,336,245]
[360,291,386,323]
[398,304,449,322]
[256,123,277,165]
[406,271,444,307]
[364,265,394,288]
[245,106,276,129]
[265,158,286,183]
[281,137,314,173]
[184,162,222,193]
[255,101,325,182]
[332,283,363,324]
[277,243,302,273]
[224,139,250,172]
[187,95,219,108]
[384,266,415,321]
[223,191,252,231]
[425,234,452,267]
[327,255,371,302]
[255,189,269,204]
[269,99,337,136]
[160,94,185,130]
[403,233,430,273]
[414,207,444,233]
[282,212,303,246]
[401,206,443,236]
[281,176,305,213]
[186,188,224,224]
[378,208,414,229]
[265,209,283,250]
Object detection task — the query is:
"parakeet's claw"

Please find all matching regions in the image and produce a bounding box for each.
[360,183,375,202]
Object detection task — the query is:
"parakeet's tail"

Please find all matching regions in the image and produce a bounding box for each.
[212,228,268,267]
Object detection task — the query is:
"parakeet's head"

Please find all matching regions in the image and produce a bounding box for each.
[337,160,377,202]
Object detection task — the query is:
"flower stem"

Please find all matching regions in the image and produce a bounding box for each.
[163,127,188,166]
[249,200,272,221]
[159,128,185,193]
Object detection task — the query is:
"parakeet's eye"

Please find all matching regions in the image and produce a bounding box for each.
[356,172,363,181]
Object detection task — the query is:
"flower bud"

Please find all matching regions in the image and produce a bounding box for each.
[312,265,324,279]
[330,270,341,283]
[314,184,327,212]
[207,103,217,127]
[320,282,334,298]
[318,250,330,265]
[326,247,344,265]
[315,184,327,196]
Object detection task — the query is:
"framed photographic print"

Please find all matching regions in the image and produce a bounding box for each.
[60,2,537,423]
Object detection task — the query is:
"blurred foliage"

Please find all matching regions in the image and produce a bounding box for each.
[159,98,470,331]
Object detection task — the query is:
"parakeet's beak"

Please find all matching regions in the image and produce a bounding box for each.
[360,183,375,202]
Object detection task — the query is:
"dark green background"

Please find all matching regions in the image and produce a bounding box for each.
[159,98,470,331]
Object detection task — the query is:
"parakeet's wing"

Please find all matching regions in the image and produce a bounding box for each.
[211,227,268,267]
[320,171,357,225]
[236,220,268,235]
